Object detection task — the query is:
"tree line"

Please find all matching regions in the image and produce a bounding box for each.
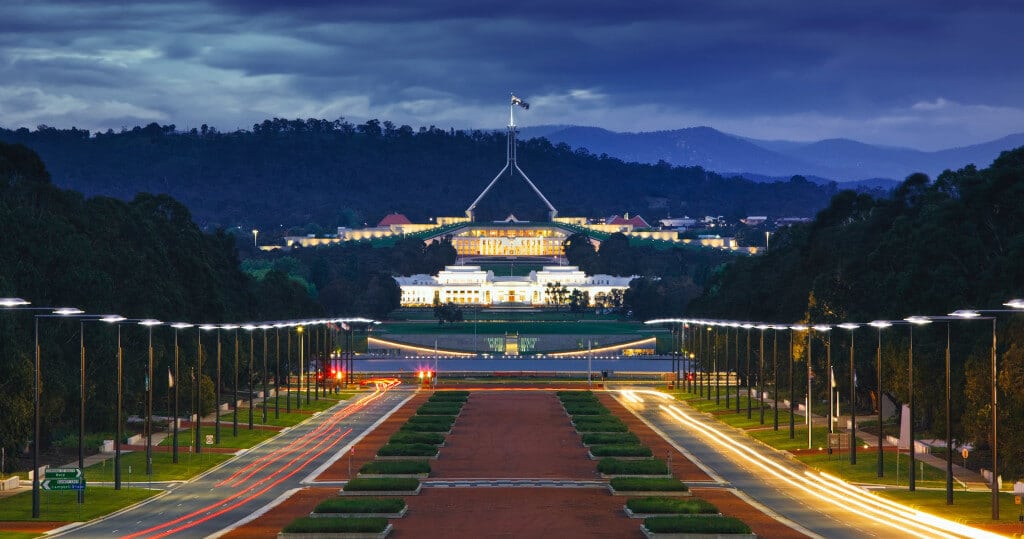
[0,119,842,236]
[685,146,1024,478]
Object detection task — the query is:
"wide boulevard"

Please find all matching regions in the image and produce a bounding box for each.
[52,384,411,539]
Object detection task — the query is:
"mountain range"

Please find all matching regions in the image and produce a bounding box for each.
[517,125,1024,184]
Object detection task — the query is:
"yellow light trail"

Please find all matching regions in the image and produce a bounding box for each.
[617,389,1002,539]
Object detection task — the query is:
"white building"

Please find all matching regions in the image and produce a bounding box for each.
[396,265,635,307]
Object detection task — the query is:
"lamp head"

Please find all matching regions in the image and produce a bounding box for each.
[949,310,981,319]
[138,319,162,326]
[837,323,859,330]
[905,316,932,325]
[101,315,126,323]
[869,320,892,328]
[812,324,832,332]
[0,297,30,307]
[1004,299,1024,310]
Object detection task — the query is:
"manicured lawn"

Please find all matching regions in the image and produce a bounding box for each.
[159,425,277,449]
[84,450,232,482]
[0,486,157,521]
[801,451,969,489]
[877,490,1020,524]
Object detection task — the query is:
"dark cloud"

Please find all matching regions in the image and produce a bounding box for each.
[0,0,1021,149]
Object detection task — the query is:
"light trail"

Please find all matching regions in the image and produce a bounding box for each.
[122,384,396,538]
[617,389,1003,539]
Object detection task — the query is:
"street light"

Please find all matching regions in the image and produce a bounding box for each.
[771,325,781,431]
[243,324,256,430]
[199,324,220,444]
[223,324,239,436]
[904,315,932,492]
[274,323,284,419]
[837,323,859,465]
[950,305,1018,520]
[756,325,769,425]
[869,320,892,478]
[809,324,832,449]
[138,319,162,476]
[789,325,808,440]
[261,324,272,423]
[742,323,754,418]
[170,323,193,463]
[252,228,259,248]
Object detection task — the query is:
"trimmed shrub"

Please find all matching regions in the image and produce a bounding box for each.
[388,432,446,445]
[399,422,452,433]
[376,443,439,457]
[359,460,431,474]
[417,402,463,415]
[557,391,598,402]
[609,477,688,492]
[582,432,640,445]
[343,477,420,492]
[644,516,751,534]
[597,458,668,475]
[590,444,653,457]
[283,516,389,533]
[406,415,456,425]
[573,417,628,432]
[429,391,469,402]
[313,497,407,514]
[627,497,718,515]
[564,404,610,415]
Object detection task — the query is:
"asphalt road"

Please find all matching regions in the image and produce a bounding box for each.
[52,385,413,539]
[610,388,997,539]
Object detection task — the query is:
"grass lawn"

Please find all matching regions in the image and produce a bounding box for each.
[0,486,158,522]
[877,489,1021,525]
[159,425,277,449]
[0,533,41,539]
[84,450,232,482]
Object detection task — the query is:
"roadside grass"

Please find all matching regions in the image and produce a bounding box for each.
[876,490,1021,525]
[159,425,277,449]
[0,486,158,521]
[84,450,232,482]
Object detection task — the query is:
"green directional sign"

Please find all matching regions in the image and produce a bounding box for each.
[45,468,83,480]
[42,468,84,490]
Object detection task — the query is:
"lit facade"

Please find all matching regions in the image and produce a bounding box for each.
[396,265,635,307]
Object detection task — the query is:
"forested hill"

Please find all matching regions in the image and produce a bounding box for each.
[0,119,841,232]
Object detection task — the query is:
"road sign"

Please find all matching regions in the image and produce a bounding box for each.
[205,434,214,445]
[41,478,85,491]
[45,468,82,480]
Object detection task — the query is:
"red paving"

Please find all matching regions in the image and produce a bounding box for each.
[229,388,809,538]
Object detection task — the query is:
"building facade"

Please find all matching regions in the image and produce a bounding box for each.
[396,265,635,307]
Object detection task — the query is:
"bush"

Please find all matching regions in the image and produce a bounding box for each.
[557,391,598,402]
[359,460,431,474]
[376,443,439,457]
[343,477,420,492]
[573,417,628,432]
[429,391,469,402]
[313,497,406,514]
[417,403,463,415]
[564,403,610,415]
[627,497,718,514]
[406,415,456,425]
[609,477,688,492]
[400,422,452,433]
[582,432,639,445]
[590,444,653,457]
[389,432,446,445]
[597,458,668,475]
[284,516,389,533]
[644,516,751,534]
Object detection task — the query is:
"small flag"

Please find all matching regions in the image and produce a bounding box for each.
[168,367,174,388]
[511,94,530,109]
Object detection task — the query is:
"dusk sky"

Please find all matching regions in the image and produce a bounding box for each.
[2,1,1021,150]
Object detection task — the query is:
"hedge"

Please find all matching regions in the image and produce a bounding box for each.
[359,460,431,474]
[643,516,751,534]
[283,517,389,533]
[406,415,456,425]
[627,497,718,515]
[557,391,598,402]
[590,444,653,458]
[609,477,688,492]
[388,432,446,445]
[399,422,452,433]
[563,404,610,415]
[429,391,469,402]
[417,403,463,415]
[376,443,439,457]
[596,458,668,475]
[581,432,640,445]
[573,417,628,433]
[343,477,421,492]
[313,497,407,514]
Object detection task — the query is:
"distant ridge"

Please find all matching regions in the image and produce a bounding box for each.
[517,125,1024,183]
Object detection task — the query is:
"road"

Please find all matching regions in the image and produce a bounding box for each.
[52,383,412,539]
[611,388,1003,539]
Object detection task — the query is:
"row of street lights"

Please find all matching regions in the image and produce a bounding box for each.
[0,296,374,519]
[649,298,1023,520]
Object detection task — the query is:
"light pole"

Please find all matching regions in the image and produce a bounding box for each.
[838,323,859,465]
[243,325,256,430]
[810,325,832,449]
[903,316,932,492]
[200,325,220,444]
[261,325,271,423]
[194,324,203,453]
[170,323,193,463]
[297,325,305,410]
[950,302,1024,520]
[743,323,753,417]
[757,325,768,425]
[228,324,240,436]
[772,326,780,431]
[286,325,292,413]
[138,319,162,477]
[274,324,283,419]
[869,320,891,478]
[788,325,807,441]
